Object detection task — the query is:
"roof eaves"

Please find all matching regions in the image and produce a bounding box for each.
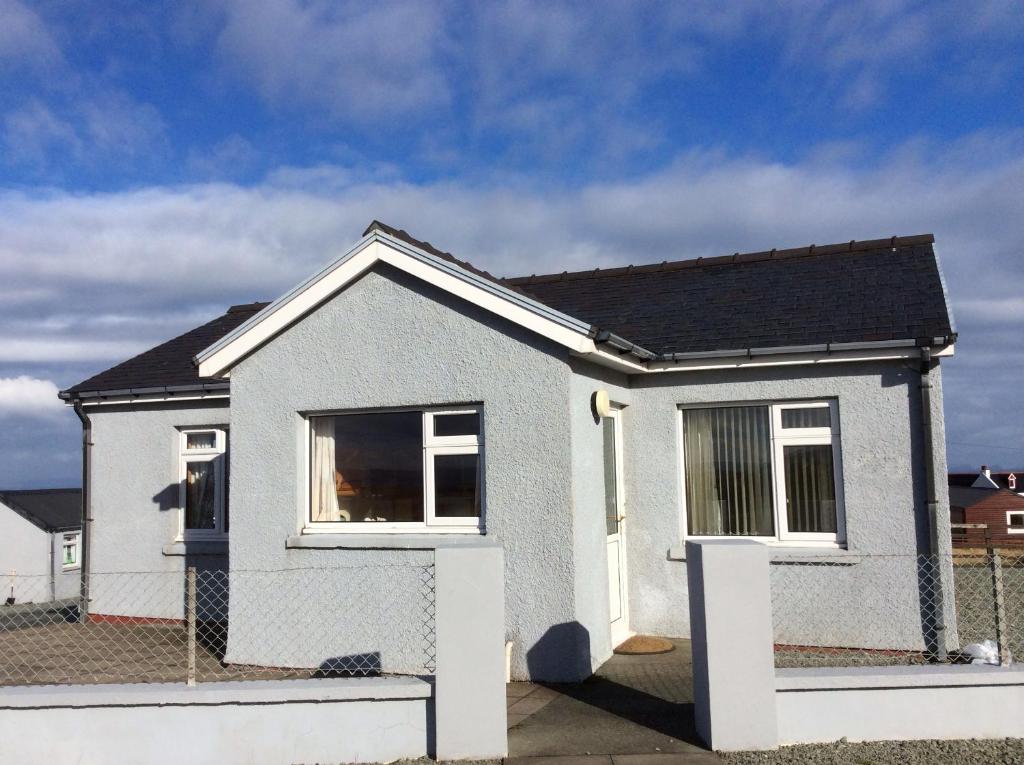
[61,382,231,402]
[194,225,601,376]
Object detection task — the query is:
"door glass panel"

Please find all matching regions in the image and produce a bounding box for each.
[603,417,619,536]
[434,453,480,518]
[784,444,837,534]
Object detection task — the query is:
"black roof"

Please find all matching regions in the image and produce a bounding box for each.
[506,235,953,356]
[0,489,82,532]
[61,302,267,398]
[62,226,955,398]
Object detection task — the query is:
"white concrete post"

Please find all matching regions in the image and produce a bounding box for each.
[687,539,778,751]
[433,542,508,760]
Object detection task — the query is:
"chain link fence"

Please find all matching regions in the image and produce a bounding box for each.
[771,551,1024,668]
[0,562,436,687]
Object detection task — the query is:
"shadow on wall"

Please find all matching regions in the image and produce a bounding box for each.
[152,484,178,512]
[526,621,593,682]
[316,652,383,677]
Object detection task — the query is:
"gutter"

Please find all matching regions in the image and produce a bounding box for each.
[59,382,230,404]
[71,400,92,623]
[593,332,958,367]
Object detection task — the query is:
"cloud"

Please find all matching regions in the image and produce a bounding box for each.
[0,376,63,417]
[204,0,451,121]
[0,129,1022,471]
[0,0,61,70]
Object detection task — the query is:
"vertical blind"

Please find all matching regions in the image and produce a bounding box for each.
[783,444,837,534]
[683,406,774,536]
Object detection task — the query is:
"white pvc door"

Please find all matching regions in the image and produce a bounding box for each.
[604,409,630,646]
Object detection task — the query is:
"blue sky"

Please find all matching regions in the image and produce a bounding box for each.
[1,0,1023,487]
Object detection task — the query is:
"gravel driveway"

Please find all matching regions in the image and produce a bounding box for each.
[721,738,1024,764]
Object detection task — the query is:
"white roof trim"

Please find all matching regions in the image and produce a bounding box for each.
[195,232,597,378]
[579,342,954,375]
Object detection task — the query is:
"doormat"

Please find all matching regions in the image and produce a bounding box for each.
[613,635,675,655]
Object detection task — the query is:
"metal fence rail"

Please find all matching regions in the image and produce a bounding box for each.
[0,562,436,687]
[770,552,1023,668]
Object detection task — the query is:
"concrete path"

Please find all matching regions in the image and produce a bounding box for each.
[505,639,721,765]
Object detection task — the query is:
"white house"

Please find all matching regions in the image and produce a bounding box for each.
[0,489,82,605]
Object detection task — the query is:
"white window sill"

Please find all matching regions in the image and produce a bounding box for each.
[286,533,498,551]
[162,540,228,557]
[668,542,859,563]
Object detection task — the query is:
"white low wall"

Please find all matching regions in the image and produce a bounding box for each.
[777,665,1024,744]
[0,677,430,765]
[686,539,1024,751]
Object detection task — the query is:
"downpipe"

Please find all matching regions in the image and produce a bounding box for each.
[919,347,947,660]
[72,399,92,624]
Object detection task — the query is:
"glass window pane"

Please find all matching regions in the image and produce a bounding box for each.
[62,538,76,565]
[433,413,479,438]
[1010,514,1024,529]
[186,432,217,450]
[185,461,217,530]
[781,407,831,429]
[683,407,774,536]
[433,453,480,518]
[310,412,424,523]
[784,444,837,534]
[603,418,619,536]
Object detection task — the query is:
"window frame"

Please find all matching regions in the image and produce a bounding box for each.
[177,427,228,541]
[678,400,846,548]
[1007,511,1024,534]
[61,532,81,570]
[302,406,484,534]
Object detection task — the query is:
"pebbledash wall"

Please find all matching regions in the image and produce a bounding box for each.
[226,264,581,680]
[87,400,229,620]
[621,360,954,652]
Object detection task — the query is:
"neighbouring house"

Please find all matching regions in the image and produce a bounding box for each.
[950,465,1023,495]
[59,222,957,681]
[950,466,1024,547]
[0,489,82,604]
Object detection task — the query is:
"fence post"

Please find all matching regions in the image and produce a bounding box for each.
[987,547,1013,666]
[186,566,197,687]
[433,541,507,760]
[687,539,778,751]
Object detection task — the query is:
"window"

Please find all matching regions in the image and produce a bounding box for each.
[1008,511,1024,534]
[179,428,228,540]
[62,532,80,569]
[307,407,482,532]
[1010,474,1017,491]
[680,401,844,544]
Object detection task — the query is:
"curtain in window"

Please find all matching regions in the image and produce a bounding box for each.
[683,407,774,536]
[783,445,836,533]
[185,461,216,529]
[311,418,346,522]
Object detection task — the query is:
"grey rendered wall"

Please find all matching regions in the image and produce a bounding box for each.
[227,264,581,680]
[0,504,50,603]
[621,360,949,647]
[50,533,81,600]
[87,401,229,619]
[567,361,632,671]
[0,678,430,765]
